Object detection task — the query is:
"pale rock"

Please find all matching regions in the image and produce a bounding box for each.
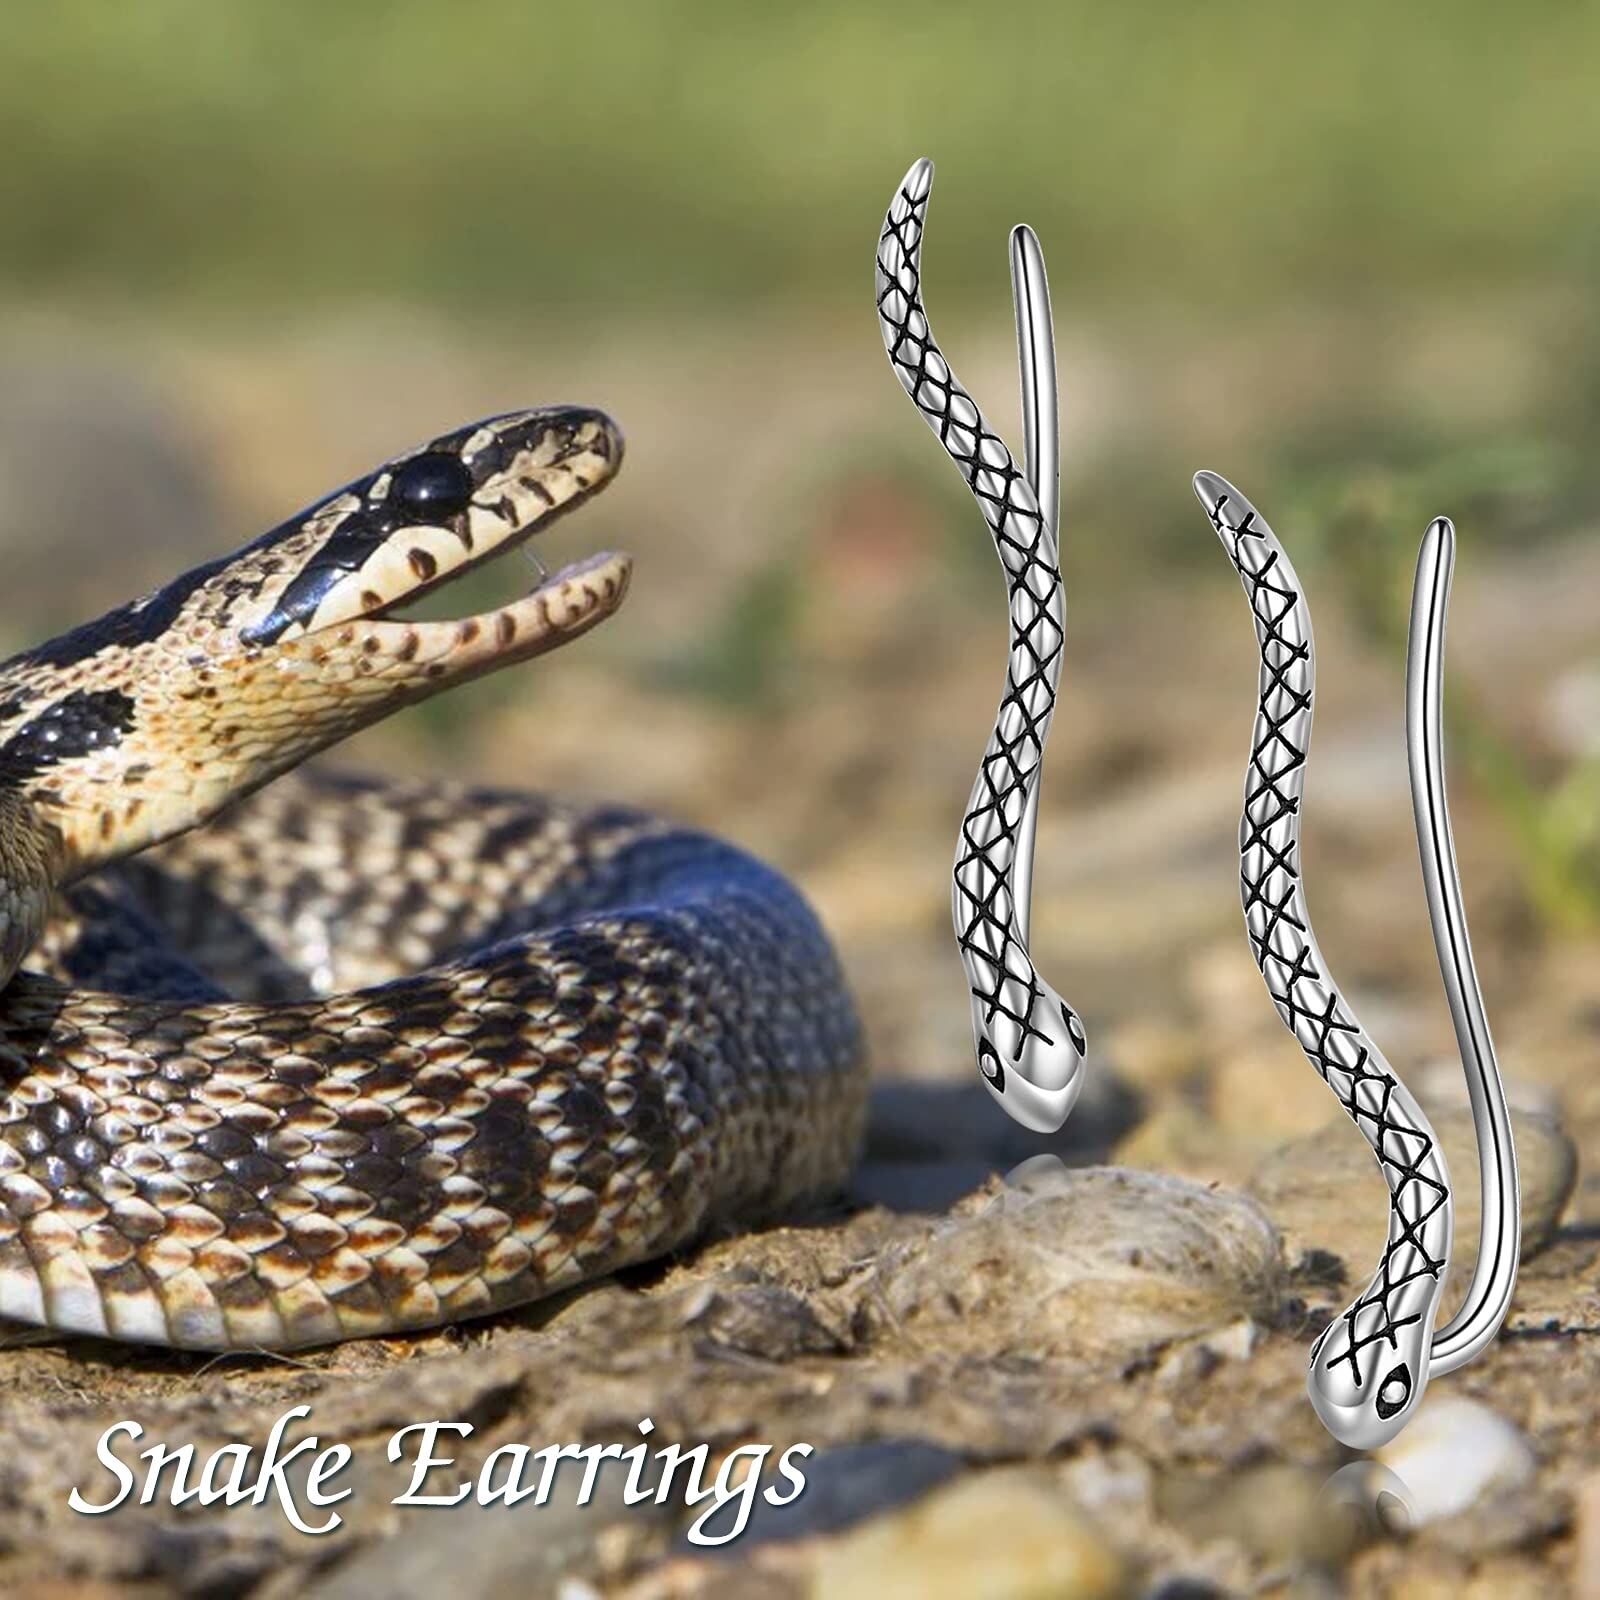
[807,1469,1124,1600]
[1249,1104,1575,1303]
[1375,1397,1536,1524]
[881,1166,1282,1358]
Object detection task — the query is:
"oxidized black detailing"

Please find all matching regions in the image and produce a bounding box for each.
[1374,1362,1413,1420]
[1200,476,1449,1438]
[875,160,1084,1130]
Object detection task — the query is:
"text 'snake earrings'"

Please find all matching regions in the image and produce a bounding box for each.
[876,159,1084,1134]
[1195,472,1521,1448]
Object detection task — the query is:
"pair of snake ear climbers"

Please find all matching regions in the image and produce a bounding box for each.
[876,159,1521,1450]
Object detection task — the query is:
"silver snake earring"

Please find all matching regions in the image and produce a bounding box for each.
[1196,472,1521,1449]
[876,159,1085,1134]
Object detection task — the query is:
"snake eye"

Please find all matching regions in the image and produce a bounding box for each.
[391,453,475,519]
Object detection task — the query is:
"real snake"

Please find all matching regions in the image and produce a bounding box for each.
[0,406,866,1349]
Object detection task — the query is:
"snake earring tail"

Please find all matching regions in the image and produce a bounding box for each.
[1195,472,1521,1449]
[876,159,1085,1133]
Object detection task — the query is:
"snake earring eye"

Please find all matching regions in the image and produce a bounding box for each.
[391,452,475,518]
[876,159,1084,1135]
[1194,472,1521,1449]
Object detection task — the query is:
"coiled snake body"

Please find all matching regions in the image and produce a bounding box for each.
[0,407,865,1349]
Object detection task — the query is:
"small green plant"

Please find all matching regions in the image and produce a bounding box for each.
[653,561,805,711]
[1285,438,1600,933]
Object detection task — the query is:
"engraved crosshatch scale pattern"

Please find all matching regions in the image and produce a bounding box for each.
[1200,476,1451,1425]
[875,167,1085,1113]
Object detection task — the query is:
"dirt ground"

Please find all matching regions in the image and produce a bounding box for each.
[0,320,1595,1598]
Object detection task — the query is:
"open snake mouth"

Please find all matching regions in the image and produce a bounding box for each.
[241,406,630,676]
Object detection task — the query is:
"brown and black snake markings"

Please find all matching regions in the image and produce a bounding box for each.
[0,405,866,1349]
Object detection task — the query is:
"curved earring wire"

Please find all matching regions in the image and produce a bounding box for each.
[876,159,1085,1134]
[1195,471,1521,1449]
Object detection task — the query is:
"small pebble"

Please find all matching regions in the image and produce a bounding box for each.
[1200,1317,1260,1362]
[1375,1397,1536,1524]
[807,1468,1124,1600]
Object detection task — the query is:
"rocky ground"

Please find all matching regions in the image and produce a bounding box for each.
[0,322,1595,1597]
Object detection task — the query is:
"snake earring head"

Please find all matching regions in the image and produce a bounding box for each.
[876,159,1085,1133]
[0,406,629,979]
[1195,471,1521,1449]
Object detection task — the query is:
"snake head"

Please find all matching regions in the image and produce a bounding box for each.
[1308,1314,1434,1452]
[1306,1171,1449,1450]
[0,406,629,890]
[232,407,626,656]
[972,977,1087,1134]
[1303,1065,1450,1449]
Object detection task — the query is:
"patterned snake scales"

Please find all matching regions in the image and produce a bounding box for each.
[877,159,1086,1133]
[1195,473,1519,1449]
[0,406,865,1349]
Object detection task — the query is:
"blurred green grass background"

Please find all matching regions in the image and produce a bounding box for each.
[3,1,1598,313]
[2,1,1599,932]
